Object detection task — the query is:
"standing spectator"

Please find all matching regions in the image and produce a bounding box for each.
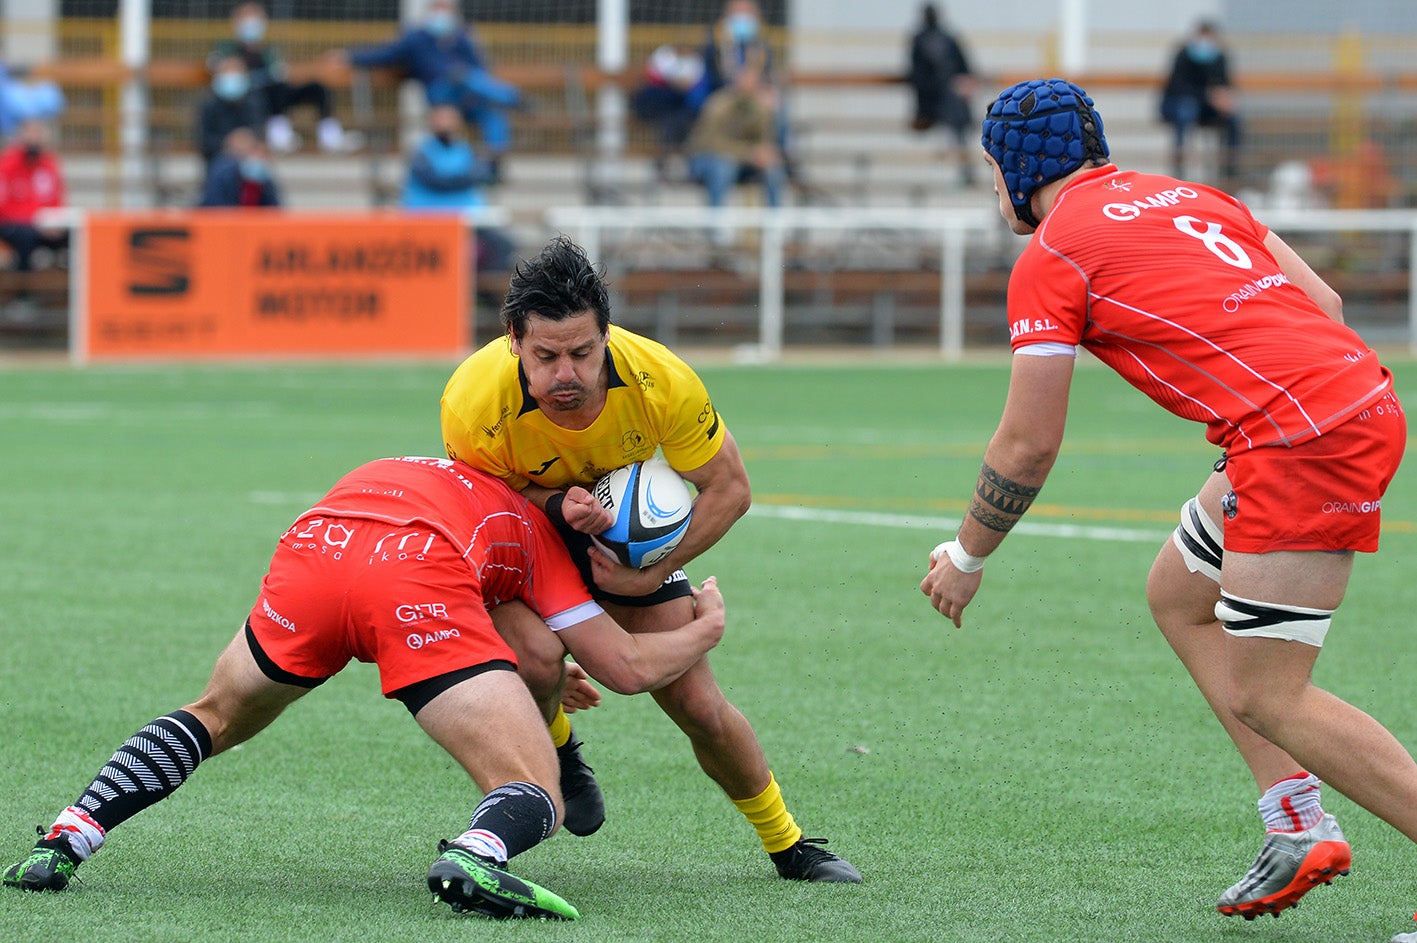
[0,119,69,272]
[196,55,264,174]
[1161,19,1243,182]
[687,66,785,212]
[401,104,515,272]
[906,2,978,186]
[208,1,359,154]
[335,0,521,176]
[197,128,281,208]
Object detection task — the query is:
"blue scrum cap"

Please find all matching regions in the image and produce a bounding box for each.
[981,78,1109,228]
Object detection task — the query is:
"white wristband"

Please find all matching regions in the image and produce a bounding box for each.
[930,538,986,573]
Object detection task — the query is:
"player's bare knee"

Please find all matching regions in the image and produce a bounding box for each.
[1224,686,1279,739]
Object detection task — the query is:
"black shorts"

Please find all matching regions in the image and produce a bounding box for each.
[553,519,692,607]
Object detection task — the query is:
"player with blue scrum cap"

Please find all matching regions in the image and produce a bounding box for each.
[441,235,861,883]
[923,78,1417,934]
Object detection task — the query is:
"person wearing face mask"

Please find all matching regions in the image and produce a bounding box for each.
[208,2,360,155]
[0,59,65,139]
[400,104,515,271]
[197,127,282,208]
[1160,19,1243,184]
[686,1,796,191]
[0,119,69,273]
[690,0,774,112]
[335,0,522,175]
[196,55,264,174]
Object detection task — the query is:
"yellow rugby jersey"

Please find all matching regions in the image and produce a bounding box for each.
[440,325,725,492]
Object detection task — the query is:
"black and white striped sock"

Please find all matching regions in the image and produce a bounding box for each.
[451,782,557,865]
[54,709,212,857]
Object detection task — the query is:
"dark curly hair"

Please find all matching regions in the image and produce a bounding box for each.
[500,235,612,339]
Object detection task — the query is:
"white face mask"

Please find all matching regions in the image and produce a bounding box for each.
[1187,39,1220,63]
[424,10,457,36]
[728,12,759,42]
[213,72,251,101]
[236,16,266,44]
[239,156,270,181]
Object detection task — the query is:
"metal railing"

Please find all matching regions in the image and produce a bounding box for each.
[546,204,1417,360]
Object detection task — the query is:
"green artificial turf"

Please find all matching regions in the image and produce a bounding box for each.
[2,358,1415,942]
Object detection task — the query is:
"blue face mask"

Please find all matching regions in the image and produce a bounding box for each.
[212,72,251,101]
[728,12,759,43]
[239,157,270,182]
[1187,39,1220,63]
[424,11,457,37]
[236,16,266,44]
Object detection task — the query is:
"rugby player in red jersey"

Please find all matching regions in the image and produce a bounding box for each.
[920,78,1417,936]
[4,457,724,921]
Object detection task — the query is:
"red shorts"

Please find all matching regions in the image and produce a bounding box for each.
[1225,390,1406,553]
[246,515,514,696]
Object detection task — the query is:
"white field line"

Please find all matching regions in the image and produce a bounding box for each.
[748,503,1170,544]
[245,491,1171,545]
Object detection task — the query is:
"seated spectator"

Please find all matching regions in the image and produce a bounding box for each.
[196,55,264,174]
[0,119,69,271]
[1160,19,1243,182]
[686,66,785,212]
[197,128,281,208]
[400,104,514,272]
[630,45,704,179]
[0,59,64,139]
[689,1,795,183]
[335,0,521,174]
[208,1,360,154]
[690,0,774,109]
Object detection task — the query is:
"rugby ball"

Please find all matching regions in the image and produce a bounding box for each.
[590,456,694,568]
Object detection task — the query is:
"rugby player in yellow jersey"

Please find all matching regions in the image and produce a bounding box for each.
[441,235,861,883]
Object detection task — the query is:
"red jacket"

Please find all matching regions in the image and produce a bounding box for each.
[0,145,66,224]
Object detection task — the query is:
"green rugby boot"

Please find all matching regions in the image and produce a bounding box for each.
[427,841,578,920]
[4,835,80,892]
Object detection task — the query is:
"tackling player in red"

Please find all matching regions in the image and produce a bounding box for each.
[4,457,725,920]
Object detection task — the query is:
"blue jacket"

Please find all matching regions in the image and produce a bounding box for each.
[198,154,281,207]
[401,136,492,210]
[350,27,485,89]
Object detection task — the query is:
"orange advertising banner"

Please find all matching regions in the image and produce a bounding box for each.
[81,211,468,360]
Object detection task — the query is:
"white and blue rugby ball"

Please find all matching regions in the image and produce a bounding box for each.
[591,456,694,568]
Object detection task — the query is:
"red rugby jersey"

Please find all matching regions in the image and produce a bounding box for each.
[302,456,594,619]
[1007,165,1391,452]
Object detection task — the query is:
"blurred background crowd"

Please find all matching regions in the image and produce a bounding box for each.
[1,0,1414,345]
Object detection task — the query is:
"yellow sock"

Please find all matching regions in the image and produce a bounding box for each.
[548,705,572,749]
[731,773,802,854]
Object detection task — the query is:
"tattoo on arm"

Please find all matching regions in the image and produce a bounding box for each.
[969,462,1042,533]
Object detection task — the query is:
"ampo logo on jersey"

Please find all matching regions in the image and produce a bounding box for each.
[407,628,461,650]
[1103,186,1201,221]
